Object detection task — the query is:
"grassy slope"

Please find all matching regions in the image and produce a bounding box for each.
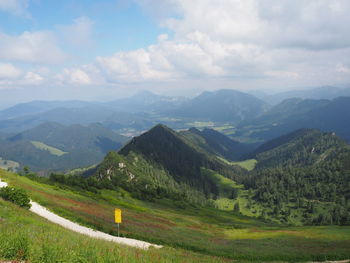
[31,141,68,156]
[1,169,350,261]
[202,168,263,218]
[217,157,257,171]
[0,200,232,263]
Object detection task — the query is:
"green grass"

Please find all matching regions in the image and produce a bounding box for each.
[0,199,232,263]
[186,121,215,128]
[201,168,264,218]
[218,157,257,171]
[31,141,68,156]
[67,164,97,175]
[202,168,243,197]
[1,169,350,262]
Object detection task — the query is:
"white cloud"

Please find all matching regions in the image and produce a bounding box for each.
[0,65,46,89]
[0,0,29,17]
[81,0,350,86]
[3,0,350,91]
[160,0,350,50]
[336,64,350,74]
[22,72,44,85]
[56,68,92,85]
[0,31,68,64]
[96,47,176,82]
[0,63,21,79]
[57,16,95,47]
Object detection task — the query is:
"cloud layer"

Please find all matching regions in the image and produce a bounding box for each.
[58,0,350,89]
[1,0,350,93]
[0,0,29,17]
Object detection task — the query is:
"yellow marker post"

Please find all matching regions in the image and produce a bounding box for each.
[114,208,122,237]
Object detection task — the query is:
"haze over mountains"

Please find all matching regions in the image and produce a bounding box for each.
[165,89,269,122]
[260,86,350,105]
[0,86,349,172]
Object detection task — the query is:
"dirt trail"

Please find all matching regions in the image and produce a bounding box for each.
[0,178,162,250]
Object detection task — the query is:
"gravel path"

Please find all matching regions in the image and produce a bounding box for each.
[0,178,162,250]
[0,179,7,188]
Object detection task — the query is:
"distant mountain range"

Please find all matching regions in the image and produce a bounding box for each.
[256,86,350,105]
[0,89,269,133]
[1,88,350,145]
[106,90,186,113]
[0,100,93,120]
[0,105,155,134]
[165,89,270,122]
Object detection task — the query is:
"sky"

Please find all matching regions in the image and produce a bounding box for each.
[1,0,350,107]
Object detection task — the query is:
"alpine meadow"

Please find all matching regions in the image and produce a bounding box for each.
[1,1,350,262]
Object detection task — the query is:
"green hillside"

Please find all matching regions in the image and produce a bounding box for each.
[1,169,350,262]
[1,125,350,261]
[118,124,245,199]
[0,122,129,172]
[0,187,230,263]
[94,125,350,226]
[218,157,257,171]
[31,141,68,156]
[252,128,347,169]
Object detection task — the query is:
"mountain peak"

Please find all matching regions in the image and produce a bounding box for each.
[168,89,269,123]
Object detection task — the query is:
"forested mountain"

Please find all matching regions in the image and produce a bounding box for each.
[36,123,349,226]
[244,129,350,225]
[166,89,269,122]
[180,127,258,161]
[119,125,243,189]
[238,96,350,142]
[86,125,246,204]
[239,98,329,127]
[252,128,347,169]
[0,122,128,172]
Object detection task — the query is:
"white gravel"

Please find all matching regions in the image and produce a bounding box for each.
[0,178,162,250]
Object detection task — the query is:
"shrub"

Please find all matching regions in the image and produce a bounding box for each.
[0,186,31,209]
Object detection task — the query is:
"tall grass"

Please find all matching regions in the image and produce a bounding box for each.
[0,199,233,263]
